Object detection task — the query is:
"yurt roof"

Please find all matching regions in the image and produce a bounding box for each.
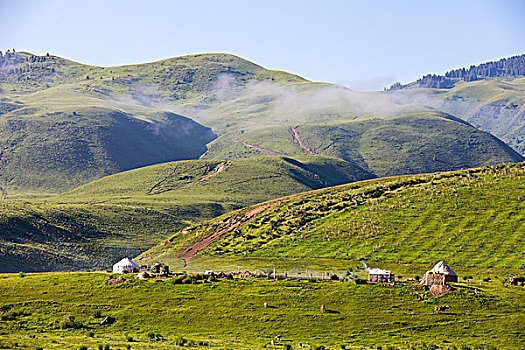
[430,261,457,276]
[114,258,139,267]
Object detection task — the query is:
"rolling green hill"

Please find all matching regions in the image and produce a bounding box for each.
[139,162,525,270]
[0,155,374,272]
[203,111,523,176]
[2,50,523,194]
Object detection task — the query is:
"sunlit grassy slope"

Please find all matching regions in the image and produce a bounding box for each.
[141,162,525,270]
[0,155,373,272]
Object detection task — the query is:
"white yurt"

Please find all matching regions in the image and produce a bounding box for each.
[113,258,140,274]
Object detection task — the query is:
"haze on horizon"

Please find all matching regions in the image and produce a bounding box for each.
[0,0,524,91]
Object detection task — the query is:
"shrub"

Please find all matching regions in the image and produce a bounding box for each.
[354,278,368,285]
[414,276,420,281]
[340,345,346,350]
[87,331,95,337]
[284,344,293,350]
[314,346,325,350]
[176,337,187,346]
[18,272,25,278]
[104,344,111,350]
[60,315,84,330]
[79,346,88,350]
[93,310,102,318]
[97,345,103,350]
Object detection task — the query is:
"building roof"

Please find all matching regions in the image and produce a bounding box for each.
[368,268,391,275]
[113,258,139,268]
[429,261,457,276]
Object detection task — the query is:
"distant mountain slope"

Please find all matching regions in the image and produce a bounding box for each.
[387,53,525,90]
[384,54,525,155]
[2,50,524,193]
[423,78,525,155]
[0,51,309,194]
[204,111,524,176]
[139,162,525,269]
[0,155,374,272]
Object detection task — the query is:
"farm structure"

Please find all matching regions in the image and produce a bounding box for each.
[420,261,458,286]
[113,258,140,274]
[368,268,395,283]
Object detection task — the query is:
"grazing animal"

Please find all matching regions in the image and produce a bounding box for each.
[320,304,325,313]
[263,302,268,308]
[434,305,449,313]
[274,335,282,342]
[509,276,525,286]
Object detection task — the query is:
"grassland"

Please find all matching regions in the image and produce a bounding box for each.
[141,162,525,270]
[0,269,523,350]
[0,155,373,272]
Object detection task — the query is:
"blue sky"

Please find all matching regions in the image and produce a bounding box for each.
[1,0,523,90]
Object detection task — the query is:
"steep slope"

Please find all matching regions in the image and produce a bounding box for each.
[203,111,524,176]
[140,162,525,269]
[0,105,215,194]
[0,156,374,272]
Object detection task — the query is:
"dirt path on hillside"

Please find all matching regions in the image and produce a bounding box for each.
[289,126,316,155]
[231,139,284,156]
[199,161,230,182]
[179,193,308,264]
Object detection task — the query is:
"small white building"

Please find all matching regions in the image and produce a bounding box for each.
[113,258,140,274]
[368,268,395,283]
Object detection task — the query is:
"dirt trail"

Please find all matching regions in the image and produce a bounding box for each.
[231,139,284,156]
[289,126,316,155]
[199,161,230,182]
[179,193,307,264]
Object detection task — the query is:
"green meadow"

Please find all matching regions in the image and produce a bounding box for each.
[0,268,523,350]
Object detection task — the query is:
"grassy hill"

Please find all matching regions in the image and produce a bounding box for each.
[0,52,307,194]
[0,156,374,272]
[0,104,215,194]
[140,162,525,270]
[203,111,524,176]
[2,51,523,193]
